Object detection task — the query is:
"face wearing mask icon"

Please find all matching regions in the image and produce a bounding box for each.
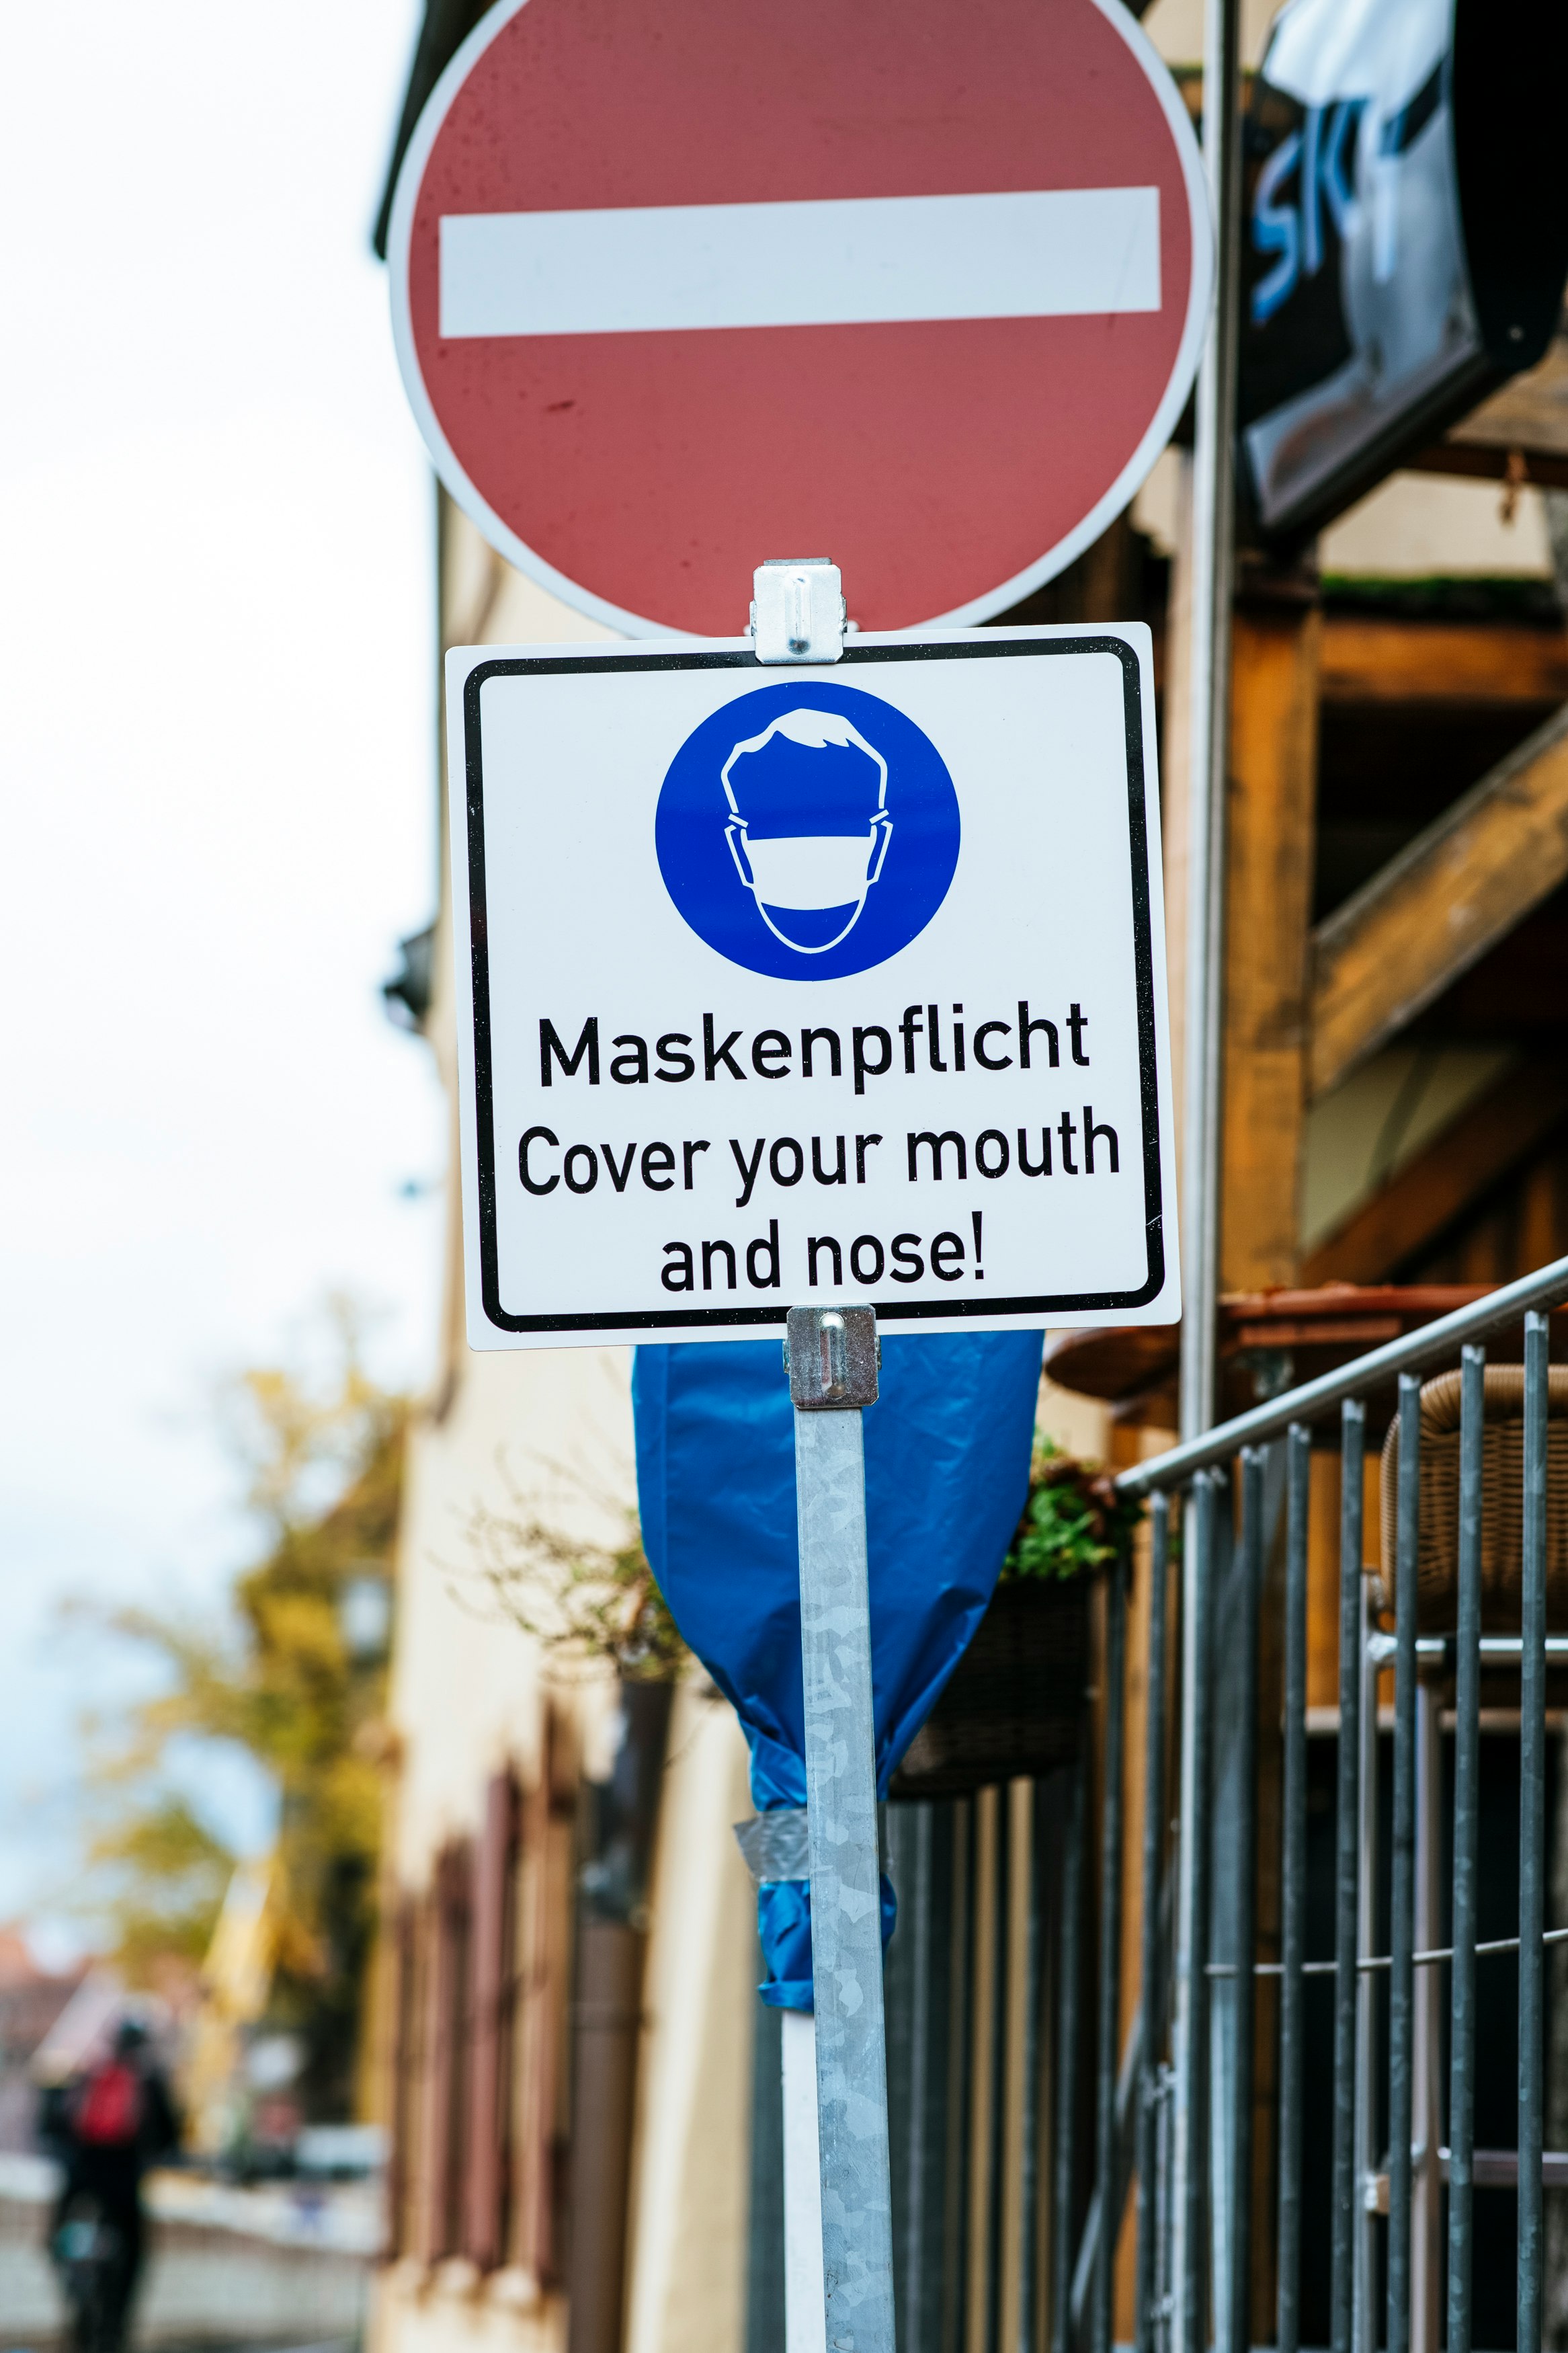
[720,709,893,953]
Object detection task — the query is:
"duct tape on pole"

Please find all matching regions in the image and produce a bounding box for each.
[387,0,1212,639]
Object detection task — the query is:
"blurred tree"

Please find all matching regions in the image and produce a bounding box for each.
[79,1300,405,2118]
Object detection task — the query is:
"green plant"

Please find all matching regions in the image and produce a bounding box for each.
[464,1488,688,1684]
[1001,1436,1142,1584]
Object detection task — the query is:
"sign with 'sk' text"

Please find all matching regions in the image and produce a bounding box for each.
[450,631,1180,1347]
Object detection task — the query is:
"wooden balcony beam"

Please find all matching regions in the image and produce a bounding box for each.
[1222,596,1320,1287]
[1309,699,1568,1098]
[1301,1058,1568,1286]
[1319,616,1568,708]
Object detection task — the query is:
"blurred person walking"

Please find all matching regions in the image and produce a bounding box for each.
[43,2016,179,2353]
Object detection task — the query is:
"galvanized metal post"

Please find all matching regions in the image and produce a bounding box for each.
[1178,0,1242,1448]
[786,1304,895,2353]
[1172,0,1241,2330]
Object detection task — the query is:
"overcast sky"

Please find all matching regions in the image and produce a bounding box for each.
[0,0,442,1948]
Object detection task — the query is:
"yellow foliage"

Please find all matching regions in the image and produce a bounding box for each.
[78,1300,404,2112]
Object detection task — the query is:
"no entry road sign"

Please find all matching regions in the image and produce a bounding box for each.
[449,625,1180,1347]
[390,0,1212,638]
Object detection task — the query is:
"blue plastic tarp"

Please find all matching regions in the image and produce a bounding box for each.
[632,1331,1042,2006]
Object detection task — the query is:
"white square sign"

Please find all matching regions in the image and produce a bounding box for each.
[448,627,1180,1348]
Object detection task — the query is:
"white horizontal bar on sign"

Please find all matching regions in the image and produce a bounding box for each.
[438,188,1161,339]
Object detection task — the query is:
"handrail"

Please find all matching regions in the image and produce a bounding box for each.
[1114,1251,1568,1499]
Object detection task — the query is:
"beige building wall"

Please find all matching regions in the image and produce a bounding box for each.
[371,504,757,2353]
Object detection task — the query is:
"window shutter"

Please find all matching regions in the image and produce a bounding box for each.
[464,1771,518,2267]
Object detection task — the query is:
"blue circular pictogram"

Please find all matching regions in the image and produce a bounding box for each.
[654,680,960,981]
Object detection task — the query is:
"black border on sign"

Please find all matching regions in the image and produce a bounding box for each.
[462,636,1167,1334]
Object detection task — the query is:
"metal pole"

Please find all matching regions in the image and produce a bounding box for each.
[1354,1544,1379,2353]
[1020,1782,1050,2353]
[1276,1427,1311,2353]
[988,1790,1012,2353]
[905,1802,935,2353]
[1330,1402,1365,2353]
[1178,0,1242,1446]
[787,1304,895,2353]
[1136,1496,1171,2353]
[1176,1472,1218,2353]
[1093,1550,1129,2353]
[1387,1375,1421,2353]
[1051,1747,1089,2353]
[952,1800,978,2353]
[1445,1345,1485,2353]
[1519,1310,1549,2352]
[1172,0,1241,2324]
[1411,1683,1444,2353]
[1227,1451,1263,2353]
[1410,1685,1448,2353]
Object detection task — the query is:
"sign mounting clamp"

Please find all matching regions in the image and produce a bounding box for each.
[750,559,847,665]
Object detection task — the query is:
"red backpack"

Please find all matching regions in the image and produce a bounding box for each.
[73,2061,142,2147]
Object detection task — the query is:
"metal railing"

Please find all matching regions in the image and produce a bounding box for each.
[1103,1250,1568,2353]
[747,1255,1568,2353]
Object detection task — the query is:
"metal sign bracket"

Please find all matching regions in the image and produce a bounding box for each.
[750,559,847,664]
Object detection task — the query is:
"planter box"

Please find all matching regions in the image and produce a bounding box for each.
[888,1577,1089,1800]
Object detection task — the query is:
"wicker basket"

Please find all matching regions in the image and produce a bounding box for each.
[1378,1365,1568,1632]
[887,1576,1089,1800]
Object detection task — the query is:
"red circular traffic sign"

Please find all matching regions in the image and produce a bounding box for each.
[390,0,1210,638]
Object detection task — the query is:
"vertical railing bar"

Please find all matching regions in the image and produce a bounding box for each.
[1228,1450,1263,2353]
[988,1786,1012,2353]
[906,1800,934,2353]
[1135,1496,1171,2353]
[1020,1778,1052,2353]
[1387,1373,1421,2353]
[1051,1750,1087,2353]
[1354,1548,1379,2353]
[1412,1682,1443,2353]
[948,1798,977,2353]
[1445,1343,1485,2353]
[1093,1547,1129,2353]
[1330,1399,1366,2353]
[1276,1426,1310,2353]
[1180,1474,1216,2353]
[1519,1309,1549,2351]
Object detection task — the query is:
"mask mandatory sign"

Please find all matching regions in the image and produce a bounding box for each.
[447,626,1181,1350]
